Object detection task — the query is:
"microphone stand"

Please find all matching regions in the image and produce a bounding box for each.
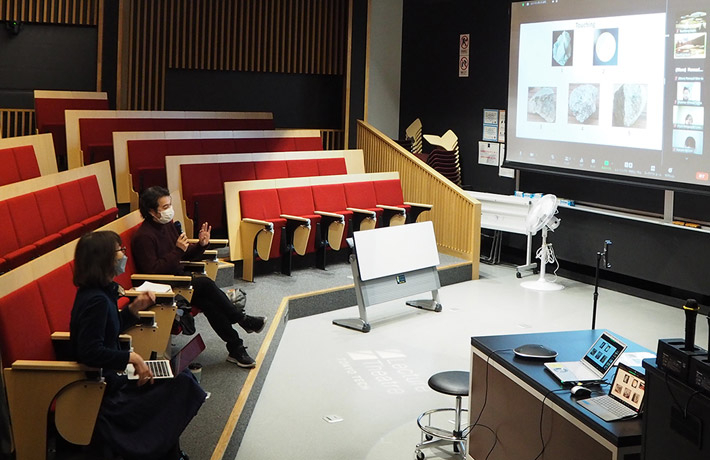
[592,240,611,330]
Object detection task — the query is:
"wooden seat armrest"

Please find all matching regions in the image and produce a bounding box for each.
[180,261,207,274]
[376,204,406,213]
[315,210,345,222]
[130,274,191,282]
[123,290,175,300]
[280,214,311,225]
[404,201,433,209]
[242,218,274,230]
[11,360,98,372]
[189,250,219,261]
[51,331,71,341]
[187,238,228,249]
[118,334,132,344]
[346,207,377,217]
[137,311,156,319]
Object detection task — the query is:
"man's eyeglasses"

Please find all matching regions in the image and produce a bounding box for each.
[116,246,127,253]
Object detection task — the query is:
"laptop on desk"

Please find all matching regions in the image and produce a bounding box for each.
[577,362,646,421]
[544,332,627,384]
[125,333,206,380]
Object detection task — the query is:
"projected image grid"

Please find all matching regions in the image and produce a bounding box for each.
[508,0,710,189]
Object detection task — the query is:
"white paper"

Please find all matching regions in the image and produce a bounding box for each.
[483,109,499,125]
[478,142,500,166]
[618,351,656,367]
[134,281,173,293]
[499,144,515,178]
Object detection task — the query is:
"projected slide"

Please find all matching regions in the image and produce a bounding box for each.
[507,0,710,190]
[516,14,665,150]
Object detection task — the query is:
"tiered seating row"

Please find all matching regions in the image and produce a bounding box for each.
[65,110,275,169]
[226,172,432,281]
[168,151,366,237]
[0,161,117,273]
[34,90,109,169]
[0,133,58,183]
[113,129,323,205]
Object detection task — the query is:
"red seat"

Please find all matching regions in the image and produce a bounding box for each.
[34,186,84,244]
[343,181,383,221]
[0,284,56,365]
[7,194,61,256]
[58,181,91,225]
[0,147,22,186]
[254,161,288,179]
[317,158,347,175]
[13,145,41,180]
[79,176,118,228]
[312,184,352,245]
[240,189,286,260]
[277,187,320,254]
[0,201,33,272]
[36,264,77,333]
[286,159,320,178]
[181,164,224,230]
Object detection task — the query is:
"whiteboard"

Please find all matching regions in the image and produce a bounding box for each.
[353,221,440,281]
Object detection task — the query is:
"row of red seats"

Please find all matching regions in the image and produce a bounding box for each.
[127,135,324,199]
[182,157,346,233]
[239,178,430,275]
[0,145,41,186]
[0,176,118,273]
[80,117,276,168]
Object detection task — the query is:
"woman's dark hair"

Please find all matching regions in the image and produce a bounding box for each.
[139,185,171,219]
[73,231,122,288]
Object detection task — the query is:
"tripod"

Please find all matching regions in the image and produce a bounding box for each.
[592,240,612,330]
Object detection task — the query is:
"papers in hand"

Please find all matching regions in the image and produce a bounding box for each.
[134,281,172,293]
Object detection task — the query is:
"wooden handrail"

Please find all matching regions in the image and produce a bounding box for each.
[356,120,481,280]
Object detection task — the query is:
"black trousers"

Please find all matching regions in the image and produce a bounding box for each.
[189,276,246,352]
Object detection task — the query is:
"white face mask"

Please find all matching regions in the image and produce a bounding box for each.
[156,206,175,224]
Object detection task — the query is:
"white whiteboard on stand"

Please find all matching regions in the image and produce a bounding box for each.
[353,221,440,281]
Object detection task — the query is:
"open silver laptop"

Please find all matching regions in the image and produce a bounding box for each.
[544,332,627,384]
[125,333,206,380]
[577,362,646,421]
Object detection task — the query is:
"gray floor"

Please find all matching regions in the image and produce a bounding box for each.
[234,263,709,460]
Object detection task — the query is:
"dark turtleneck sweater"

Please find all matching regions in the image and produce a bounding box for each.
[131,218,205,275]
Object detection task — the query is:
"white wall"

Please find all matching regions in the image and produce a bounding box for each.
[366,0,403,140]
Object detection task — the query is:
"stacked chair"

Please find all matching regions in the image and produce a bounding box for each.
[424,130,461,186]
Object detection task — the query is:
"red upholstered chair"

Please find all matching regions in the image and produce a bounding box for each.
[201,138,236,154]
[7,194,62,256]
[373,179,432,224]
[181,163,224,234]
[311,183,364,240]
[0,201,34,273]
[344,181,407,227]
[286,159,320,178]
[277,186,345,271]
[36,264,77,333]
[58,181,91,227]
[294,136,324,150]
[128,139,170,193]
[263,138,297,152]
[238,189,289,280]
[0,283,106,460]
[78,176,118,228]
[254,160,289,179]
[13,146,41,181]
[0,147,22,186]
[317,158,347,176]
[34,186,85,244]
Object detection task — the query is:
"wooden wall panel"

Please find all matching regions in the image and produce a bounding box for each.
[0,0,98,25]
[124,0,348,110]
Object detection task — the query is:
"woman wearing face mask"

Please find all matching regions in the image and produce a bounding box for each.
[71,231,206,460]
[132,186,266,368]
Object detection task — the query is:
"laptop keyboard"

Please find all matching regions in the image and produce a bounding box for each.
[594,396,635,417]
[147,360,173,378]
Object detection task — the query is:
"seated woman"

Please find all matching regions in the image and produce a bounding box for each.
[132,186,266,368]
[71,231,206,460]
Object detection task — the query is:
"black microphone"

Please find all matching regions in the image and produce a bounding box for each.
[603,240,612,268]
[683,298,699,351]
[174,220,183,235]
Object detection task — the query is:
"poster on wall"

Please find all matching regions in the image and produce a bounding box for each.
[478,141,500,166]
[483,109,499,141]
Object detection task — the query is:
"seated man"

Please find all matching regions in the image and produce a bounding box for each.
[132,186,266,368]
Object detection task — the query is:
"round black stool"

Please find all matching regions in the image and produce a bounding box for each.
[415,370,469,460]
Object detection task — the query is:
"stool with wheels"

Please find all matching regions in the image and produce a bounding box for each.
[415,370,469,460]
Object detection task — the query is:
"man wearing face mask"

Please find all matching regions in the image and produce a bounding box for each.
[132,186,266,368]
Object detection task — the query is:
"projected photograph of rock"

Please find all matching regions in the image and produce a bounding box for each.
[674,32,707,59]
[551,30,574,66]
[612,84,647,128]
[568,84,600,124]
[593,28,619,66]
[527,87,557,123]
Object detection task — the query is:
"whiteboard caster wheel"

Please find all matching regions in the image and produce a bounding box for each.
[415,449,425,460]
[516,271,522,278]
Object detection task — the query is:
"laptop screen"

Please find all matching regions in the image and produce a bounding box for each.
[582,333,626,376]
[609,363,646,411]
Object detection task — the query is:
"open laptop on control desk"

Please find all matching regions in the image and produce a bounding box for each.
[544,332,627,384]
[577,362,646,422]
